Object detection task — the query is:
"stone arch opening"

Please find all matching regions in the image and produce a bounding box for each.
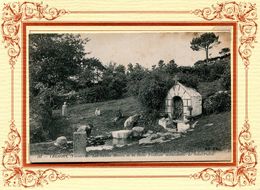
[172,96,183,120]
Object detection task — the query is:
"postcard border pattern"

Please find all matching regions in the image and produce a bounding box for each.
[1,1,258,188]
[191,1,257,187]
[2,2,69,187]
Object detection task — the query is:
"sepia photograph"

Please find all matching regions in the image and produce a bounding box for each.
[29,31,232,163]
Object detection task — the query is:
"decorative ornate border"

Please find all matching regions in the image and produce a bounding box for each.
[1,1,258,188]
[2,2,69,187]
[191,1,257,187]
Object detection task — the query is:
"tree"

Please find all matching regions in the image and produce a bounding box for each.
[138,73,174,112]
[115,64,126,74]
[126,63,148,96]
[219,47,230,56]
[158,60,165,69]
[165,59,178,75]
[101,62,127,99]
[29,34,89,92]
[29,34,89,141]
[78,57,105,88]
[190,33,220,63]
[127,63,134,73]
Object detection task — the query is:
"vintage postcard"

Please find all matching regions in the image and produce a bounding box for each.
[28,30,234,163]
[0,0,259,189]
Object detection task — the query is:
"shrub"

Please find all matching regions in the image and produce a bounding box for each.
[102,71,127,100]
[138,74,174,112]
[178,72,199,89]
[126,80,141,96]
[78,85,108,103]
[30,93,53,143]
[220,64,231,90]
[140,110,161,125]
[203,91,231,114]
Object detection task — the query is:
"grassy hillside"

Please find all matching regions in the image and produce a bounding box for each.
[52,96,142,139]
[33,96,231,157]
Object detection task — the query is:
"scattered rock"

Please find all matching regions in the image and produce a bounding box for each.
[132,127,145,138]
[158,118,176,129]
[54,136,68,148]
[139,137,154,145]
[177,122,190,133]
[161,132,174,140]
[150,133,160,140]
[124,114,140,128]
[112,130,132,139]
[86,145,113,152]
[166,128,177,133]
[115,144,125,148]
[153,137,169,144]
[143,130,153,137]
[171,133,181,138]
[191,121,198,128]
[139,135,171,145]
[157,132,164,136]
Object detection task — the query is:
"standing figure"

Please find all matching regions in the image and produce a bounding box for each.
[86,124,93,137]
[62,102,68,116]
[95,107,101,116]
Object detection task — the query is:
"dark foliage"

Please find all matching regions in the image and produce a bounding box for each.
[79,85,109,103]
[220,64,231,90]
[178,73,199,89]
[203,92,231,114]
[138,73,174,112]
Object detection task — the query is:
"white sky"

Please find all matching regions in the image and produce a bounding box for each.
[81,32,231,68]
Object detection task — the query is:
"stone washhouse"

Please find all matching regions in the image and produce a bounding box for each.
[165,82,202,120]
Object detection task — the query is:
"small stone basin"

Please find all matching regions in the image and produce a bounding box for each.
[112,130,132,139]
[177,122,191,133]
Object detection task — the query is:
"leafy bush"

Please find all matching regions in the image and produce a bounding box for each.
[126,80,142,96]
[79,85,108,103]
[140,110,161,125]
[126,63,148,96]
[178,72,199,89]
[220,64,231,90]
[30,93,53,143]
[138,74,174,112]
[203,92,231,114]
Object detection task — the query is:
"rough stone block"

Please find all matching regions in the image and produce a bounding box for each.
[73,132,87,157]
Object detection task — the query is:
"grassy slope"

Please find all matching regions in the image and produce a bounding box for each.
[48,97,231,157]
[53,96,143,137]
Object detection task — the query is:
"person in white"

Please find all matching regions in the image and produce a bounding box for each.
[61,102,67,116]
[95,107,101,116]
